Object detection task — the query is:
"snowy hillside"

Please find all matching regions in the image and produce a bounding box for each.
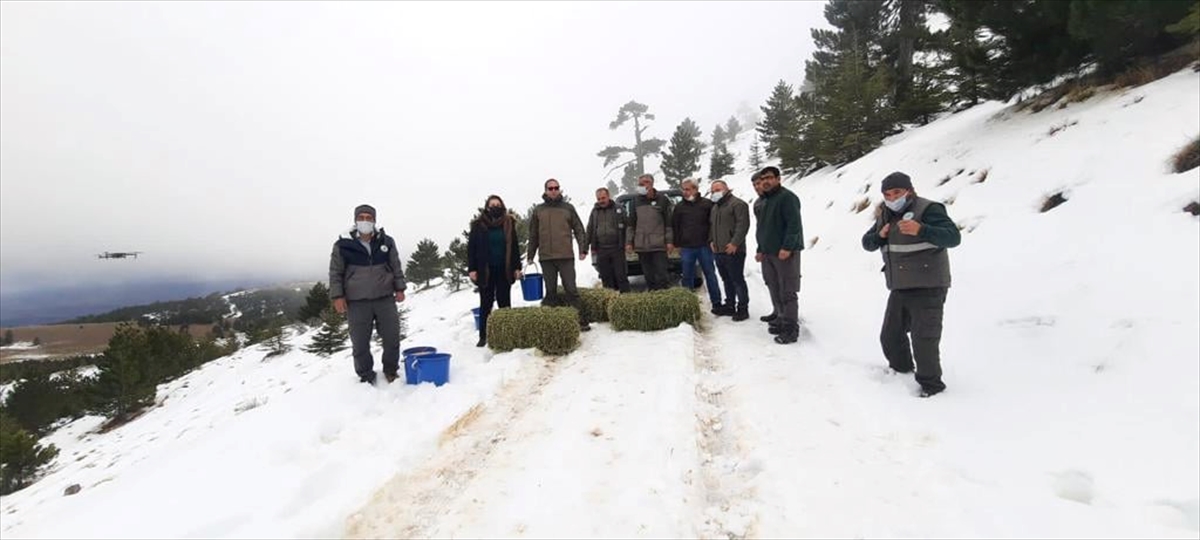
[2,69,1197,539]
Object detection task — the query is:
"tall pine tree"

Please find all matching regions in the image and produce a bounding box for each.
[597,101,667,186]
[756,80,803,163]
[443,237,469,292]
[91,324,157,422]
[660,118,705,188]
[749,135,764,171]
[724,116,743,142]
[405,238,442,289]
[709,124,736,179]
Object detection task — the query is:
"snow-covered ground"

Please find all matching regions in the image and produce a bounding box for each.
[2,69,1197,539]
[0,341,41,351]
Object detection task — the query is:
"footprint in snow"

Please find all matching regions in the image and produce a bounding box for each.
[1051,469,1096,505]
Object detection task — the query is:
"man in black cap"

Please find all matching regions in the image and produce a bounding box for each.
[862,172,961,398]
[329,204,408,384]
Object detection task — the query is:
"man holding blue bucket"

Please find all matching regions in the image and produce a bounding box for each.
[329,204,407,384]
[527,178,591,332]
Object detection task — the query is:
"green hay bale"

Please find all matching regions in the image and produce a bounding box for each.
[555,286,621,323]
[486,306,580,355]
[607,287,702,332]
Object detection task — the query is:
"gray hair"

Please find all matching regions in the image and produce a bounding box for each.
[681,178,700,190]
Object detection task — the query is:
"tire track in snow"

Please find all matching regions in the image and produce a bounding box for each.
[692,320,760,539]
[343,354,568,539]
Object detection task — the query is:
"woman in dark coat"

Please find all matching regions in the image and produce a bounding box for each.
[467,195,522,347]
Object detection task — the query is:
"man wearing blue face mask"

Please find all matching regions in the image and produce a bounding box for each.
[862,172,961,398]
[329,204,408,385]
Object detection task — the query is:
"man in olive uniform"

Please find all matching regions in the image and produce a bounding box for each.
[527,178,591,331]
[861,172,962,398]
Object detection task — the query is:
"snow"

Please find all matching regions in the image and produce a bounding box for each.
[0,341,41,350]
[2,68,1198,538]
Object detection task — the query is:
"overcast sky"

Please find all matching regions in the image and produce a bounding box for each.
[0,1,825,295]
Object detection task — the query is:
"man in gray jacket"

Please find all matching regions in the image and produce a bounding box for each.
[330,204,408,384]
[708,180,751,321]
[625,174,674,291]
[527,178,591,331]
[861,172,961,398]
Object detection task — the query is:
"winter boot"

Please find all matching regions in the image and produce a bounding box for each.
[711,304,735,317]
[359,371,378,385]
[768,321,783,335]
[732,307,750,322]
[773,324,799,344]
[384,371,399,383]
[760,313,778,323]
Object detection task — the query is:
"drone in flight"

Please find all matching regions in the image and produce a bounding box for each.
[97,251,143,260]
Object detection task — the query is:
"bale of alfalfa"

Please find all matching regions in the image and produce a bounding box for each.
[486,306,581,355]
[555,286,621,323]
[607,287,701,332]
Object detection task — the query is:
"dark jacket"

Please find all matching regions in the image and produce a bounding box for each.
[710,194,750,253]
[468,212,521,288]
[586,202,626,252]
[329,228,407,301]
[862,196,960,290]
[755,186,804,254]
[527,195,587,261]
[672,197,714,248]
[627,190,673,253]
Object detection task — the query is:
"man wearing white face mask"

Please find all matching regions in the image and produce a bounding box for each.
[329,204,408,385]
[862,172,961,398]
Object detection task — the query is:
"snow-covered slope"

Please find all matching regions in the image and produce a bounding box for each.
[2,69,1197,539]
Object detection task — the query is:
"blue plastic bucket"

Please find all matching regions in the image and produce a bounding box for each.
[416,353,451,386]
[402,346,437,385]
[472,307,482,330]
[521,267,544,302]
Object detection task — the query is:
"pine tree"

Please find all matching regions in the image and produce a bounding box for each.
[660,118,705,188]
[1167,1,1200,37]
[262,324,291,359]
[297,282,331,323]
[1067,0,1193,76]
[0,412,59,496]
[709,143,736,180]
[405,238,443,289]
[605,179,620,196]
[91,324,157,422]
[756,80,803,161]
[749,135,764,171]
[442,237,469,292]
[597,101,667,184]
[724,116,743,142]
[305,308,349,356]
[712,124,729,148]
[618,163,640,195]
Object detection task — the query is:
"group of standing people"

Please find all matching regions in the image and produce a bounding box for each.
[327,168,960,398]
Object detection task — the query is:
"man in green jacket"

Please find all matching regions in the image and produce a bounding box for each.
[755,167,804,344]
[862,171,961,398]
[527,178,591,331]
[749,172,776,324]
[587,187,630,293]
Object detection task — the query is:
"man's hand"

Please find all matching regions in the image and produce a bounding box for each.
[710,242,717,252]
[579,251,588,261]
[724,243,738,255]
[626,244,634,255]
[514,270,523,281]
[395,291,406,303]
[469,271,478,283]
[897,219,922,236]
[333,297,347,314]
[878,223,891,239]
[755,253,765,263]
[779,249,792,261]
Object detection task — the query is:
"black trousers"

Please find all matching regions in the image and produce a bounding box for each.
[638,251,670,291]
[714,252,749,310]
[595,247,630,293]
[881,287,948,392]
[479,265,512,340]
[541,258,586,322]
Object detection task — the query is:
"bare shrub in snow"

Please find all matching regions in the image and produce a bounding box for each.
[1041,192,1069,213]
[1171,137,1199,173]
